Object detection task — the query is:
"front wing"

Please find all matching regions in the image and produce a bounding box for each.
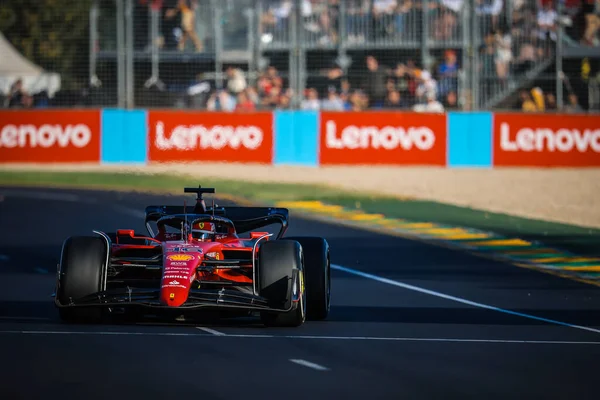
[54,285,299,314]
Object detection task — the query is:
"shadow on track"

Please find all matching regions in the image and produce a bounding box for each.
[2,301,600,329]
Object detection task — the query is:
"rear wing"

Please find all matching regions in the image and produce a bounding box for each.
[144,206,289,238]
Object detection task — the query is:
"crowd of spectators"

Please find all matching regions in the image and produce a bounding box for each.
[128,0,600,113]
[518,86,584,112]
[4,0,599,110]
[258,0,600,47]
[203,55,456,113]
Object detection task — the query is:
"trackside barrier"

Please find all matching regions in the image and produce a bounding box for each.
[1,110,599,167]
[101,109,147,164]
[0,109,101,163]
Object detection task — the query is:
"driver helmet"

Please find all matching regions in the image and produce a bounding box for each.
[192,222,216,241]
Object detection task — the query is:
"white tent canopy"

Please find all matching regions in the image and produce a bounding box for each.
[0,31,61,98]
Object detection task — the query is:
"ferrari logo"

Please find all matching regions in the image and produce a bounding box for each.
[167,254,194,262]
[198,222,204,229]
[169,293,175,300]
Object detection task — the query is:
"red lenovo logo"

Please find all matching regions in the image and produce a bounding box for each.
[154,121,263,150]
[499,122,600,153]
[493,113,600,166]
[0,110,100,163]
[0,124,92,148]
[319,112,446,165]
[148,111,273,163]
[324,120,436,151]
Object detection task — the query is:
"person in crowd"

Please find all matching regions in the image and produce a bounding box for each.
[207,89,235,111]
[544,92,557,110]
[444,91,459,109]
[321,87,345,110]
[361,55,388,107]
[235,90,256,112]
[383,89,408,108]
[413,91,445,112]
[519,89,538,111]
[580,0,600,46]
[301,88,321,110]
[437,49,459,98]
[226,67,247,95]
[564,93,584,112]
[177,0,203,52]
[7,79,26,108]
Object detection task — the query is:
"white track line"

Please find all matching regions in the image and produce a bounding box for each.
[0,330,599,345]
[331,264,600,334]
[289,359,330,371]
[196,327,226,336]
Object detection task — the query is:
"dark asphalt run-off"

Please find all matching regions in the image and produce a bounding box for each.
[0,186,598,399]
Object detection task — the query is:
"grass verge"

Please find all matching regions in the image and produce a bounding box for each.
[1,170,598,256]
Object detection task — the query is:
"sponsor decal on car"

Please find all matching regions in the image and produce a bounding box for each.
[164,267,189,273]
[493,114,600,166]
[172,247,190,252]
[163,275,189,280]
[0,110,101,163]
[168,261,188,266]
[167,254,194,262]
[148,111,273,163]
[162,283,186,288]
[319,112,446,165]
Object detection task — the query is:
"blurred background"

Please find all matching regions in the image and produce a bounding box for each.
[0,0,599,113]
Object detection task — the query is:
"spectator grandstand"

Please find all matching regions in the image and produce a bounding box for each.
[1,0,599,111]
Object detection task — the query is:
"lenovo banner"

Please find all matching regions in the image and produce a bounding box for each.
[148,111,273,163]
[319,112,447,165]
[0,110,101,163]
[493,113,600,167]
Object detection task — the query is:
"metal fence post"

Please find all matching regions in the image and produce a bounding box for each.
[116,0,125,108]
[421,0,430,71]
[144,6,164,90]
[125,0,134,108]
[289,0,299,108]
[214,0,224,90]
[556,0,564,110]
[89,0,102,88]
[337,0,348,77]
[470,0,479,110]
[460,2,470,110]
[246,7,257,88]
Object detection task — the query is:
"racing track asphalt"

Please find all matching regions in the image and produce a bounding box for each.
[0,186,599,399]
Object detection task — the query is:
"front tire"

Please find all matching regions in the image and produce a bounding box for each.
[56,236,107,323]
[282,236,330,320]
[258,240,306,327]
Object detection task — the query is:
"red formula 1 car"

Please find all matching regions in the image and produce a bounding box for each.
[54,186,330,327]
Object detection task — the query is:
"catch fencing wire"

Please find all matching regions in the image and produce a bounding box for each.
[3,0,599,111]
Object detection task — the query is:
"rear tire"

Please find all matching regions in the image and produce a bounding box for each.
[258,240,306,327]
[282,236,330,320]
[56,236,107,323]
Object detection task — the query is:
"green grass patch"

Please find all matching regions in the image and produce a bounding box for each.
[1,170,599,256]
